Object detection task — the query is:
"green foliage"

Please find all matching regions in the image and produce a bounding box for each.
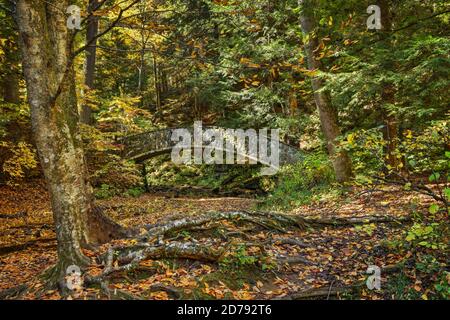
[261,151,336,209]
[95,95,154,133]
[386,206,449,299]
[80,123,143,197]
[354,223,376,236]
[144,154,264,194]
[343,118,450,193]
[125,186,145,198]
[94,183,116,199]
[404,222,445,250]
[386,272,422,300]
[0,141,37,184]
[219,245,276,272]
[221,245,258,269]
[434,272,450,299]
[386,254,449,300]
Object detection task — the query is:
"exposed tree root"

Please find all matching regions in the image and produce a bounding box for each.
[277,255,315,265]
[301,214,411,227]
[148,284,183,299]
[93,241,226,284]
[15,208,410,298]
[140,211,306,242]
[0,284,29,300]
[99,281,143,300]
[87,206,139,244]
[273,238,309,248]
[83,241,227,300]
[279,283,364,300]
[82,210,410,293]
[140,211,410,243]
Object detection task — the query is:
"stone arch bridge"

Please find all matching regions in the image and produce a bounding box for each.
[118,127,302,171]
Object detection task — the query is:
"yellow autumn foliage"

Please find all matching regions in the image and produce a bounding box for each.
[1,141,37,184]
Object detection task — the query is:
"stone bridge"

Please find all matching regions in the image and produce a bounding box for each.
[118,127,302,171]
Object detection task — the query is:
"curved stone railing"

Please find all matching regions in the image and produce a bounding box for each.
[118,127,302,168]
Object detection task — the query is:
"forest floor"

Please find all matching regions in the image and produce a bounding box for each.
[0,179,436,300]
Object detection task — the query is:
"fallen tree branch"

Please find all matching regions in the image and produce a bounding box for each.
[0,284,29,300]
[148,284,183,299]
[302,214,411,227]
[279,283,364,300]
[0,211,28,219]
[273,238,309,248]
[0,238,56,256]
[277,255,315,265]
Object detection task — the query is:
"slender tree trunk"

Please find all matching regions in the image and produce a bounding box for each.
[298,0,353,182]
[153,55,161,110]
[81,0,99,124]
[378,0,400,170]
[1,26,20,104]
[1,73,20,104]
[138,49,144,92]
[16,0,130,288]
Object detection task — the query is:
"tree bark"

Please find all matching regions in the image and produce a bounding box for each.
[298,0,353,182]
[80,0,99,124]
[1,73,20,104]
[16,0,92,282]
[378,0,400,170]
[153,55,161,110]
[16,0,129,287]
[0,15,21,104]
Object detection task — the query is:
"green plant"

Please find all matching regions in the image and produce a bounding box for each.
[354,223,377,236]
[405,222,446,250]
[261,150,336,209]
[94,183,117,199]
[434,272,450,299]
[125,187,145,198]
[386,272,421,300]
[220,245,258,269]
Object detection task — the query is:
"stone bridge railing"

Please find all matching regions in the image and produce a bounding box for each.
[118,127,302,167]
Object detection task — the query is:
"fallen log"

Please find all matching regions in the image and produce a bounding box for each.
[0,211,28,219]
[279,283,364,300]
[273,238,309,248]
[277,255,315,265]
[301,214,411,227]
[0,238,56,256]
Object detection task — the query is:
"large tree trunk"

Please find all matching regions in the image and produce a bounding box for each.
[16,0,129,288]
[298,0,353,182]
[16,0,92,282]
[80,0,99,124]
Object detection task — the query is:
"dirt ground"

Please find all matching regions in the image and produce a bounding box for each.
[0,179,433,300]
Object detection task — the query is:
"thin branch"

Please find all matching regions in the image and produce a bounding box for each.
[49,0,141,109]
[73,0,142,57]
